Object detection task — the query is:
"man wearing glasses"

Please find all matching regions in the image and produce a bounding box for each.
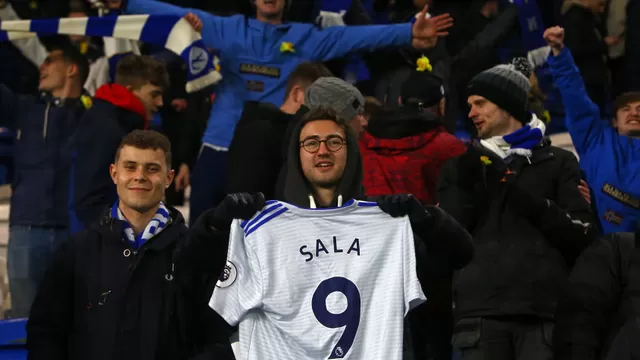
[189,105,474,357]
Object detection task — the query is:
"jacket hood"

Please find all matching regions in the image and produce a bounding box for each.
[283,114,365,208]
[95,83,148,124]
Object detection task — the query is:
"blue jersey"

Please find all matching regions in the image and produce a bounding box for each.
[125,0,412,148]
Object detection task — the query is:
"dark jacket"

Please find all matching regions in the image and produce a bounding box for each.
[554,230,640,360]
[628,0,640,91]
[561,3,608,86]
[70,84,147,234]
[437,139,595,321]
[226,101,296,200]
[0,84,87,227]
[26,206,225,360]
[360,107,466,205]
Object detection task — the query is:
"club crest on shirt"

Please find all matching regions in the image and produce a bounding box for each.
[189,46,209,75]
[216,261,237,288]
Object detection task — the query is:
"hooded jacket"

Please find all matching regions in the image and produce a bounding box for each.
[69,84,148,234]
[360,107,466,205]
[281,114,365,207]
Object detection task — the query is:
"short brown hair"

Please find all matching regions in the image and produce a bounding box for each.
[115,55,170,90]
[284,62,333,100]
[114,130,172,167]
[299,106,350,134]
[613,92,640,115]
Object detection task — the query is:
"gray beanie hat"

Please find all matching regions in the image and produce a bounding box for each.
[304,77,364,120]
[467,57,533,123]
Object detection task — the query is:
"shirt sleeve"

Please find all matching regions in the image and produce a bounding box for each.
[402,217,427,316]
[209,219,263,326]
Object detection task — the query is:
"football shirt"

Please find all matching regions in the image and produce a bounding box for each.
[210,199,426,359]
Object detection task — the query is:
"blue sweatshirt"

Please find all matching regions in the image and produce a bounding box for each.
[125,0,412,148]
[548,48,640,234]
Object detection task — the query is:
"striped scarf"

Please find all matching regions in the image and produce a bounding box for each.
[480,114,546,159]
[111,200,171,250]
[0,14,220,93]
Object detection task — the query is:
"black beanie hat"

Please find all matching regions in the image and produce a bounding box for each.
[401,69,445,109]
[467,57,533,123]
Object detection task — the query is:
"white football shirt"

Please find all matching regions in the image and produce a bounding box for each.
[209,199,426,360]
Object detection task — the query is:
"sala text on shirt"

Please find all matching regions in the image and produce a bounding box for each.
[300,236,361,262]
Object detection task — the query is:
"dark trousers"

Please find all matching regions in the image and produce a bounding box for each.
[189,146,228,226]
[452,317,553,360]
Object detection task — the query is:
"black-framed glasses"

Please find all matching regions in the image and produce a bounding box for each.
[299,136,346,153]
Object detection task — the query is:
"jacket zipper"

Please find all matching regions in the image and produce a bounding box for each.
[42,102,51,139]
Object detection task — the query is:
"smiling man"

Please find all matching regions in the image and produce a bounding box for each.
[545,26,640,234]
[27,130,226,360]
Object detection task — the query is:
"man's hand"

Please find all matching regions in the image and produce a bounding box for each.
[377,194,434,229]
[578,179,591,205]
[543,26,564,56]
[172,98,188,112]
[174,163,190,191]
[604,36,620,46]
[411,5,454,49]
[184,12,203,33]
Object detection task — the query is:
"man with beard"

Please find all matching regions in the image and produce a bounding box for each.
[437,57,595,360]
[545,26,640,234]
[189,106,475,356]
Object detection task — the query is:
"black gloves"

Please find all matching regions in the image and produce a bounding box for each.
[377,194,433,229]
[207,192,266,231]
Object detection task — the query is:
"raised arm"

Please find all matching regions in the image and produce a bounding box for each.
[544,26,607,156]
[308,6,453,61]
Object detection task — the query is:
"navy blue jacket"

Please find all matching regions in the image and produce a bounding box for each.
[0,84,87,228]
[69,84,147,234]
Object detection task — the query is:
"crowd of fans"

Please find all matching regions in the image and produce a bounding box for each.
[0,0,638,359]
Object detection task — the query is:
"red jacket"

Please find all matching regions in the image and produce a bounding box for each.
[360,110,466,205]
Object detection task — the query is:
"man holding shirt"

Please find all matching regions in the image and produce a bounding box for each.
[111,0,453,224]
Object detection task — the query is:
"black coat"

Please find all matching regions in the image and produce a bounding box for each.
[437,139,596,320]
[561,4,608,86]
[26,207,228,360]
[554,231,640,360]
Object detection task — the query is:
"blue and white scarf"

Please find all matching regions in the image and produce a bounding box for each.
[480,114,546,159]
[111,200,171,250]
[0,14,221,92]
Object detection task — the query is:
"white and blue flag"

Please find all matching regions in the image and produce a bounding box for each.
[0,14,221,92]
